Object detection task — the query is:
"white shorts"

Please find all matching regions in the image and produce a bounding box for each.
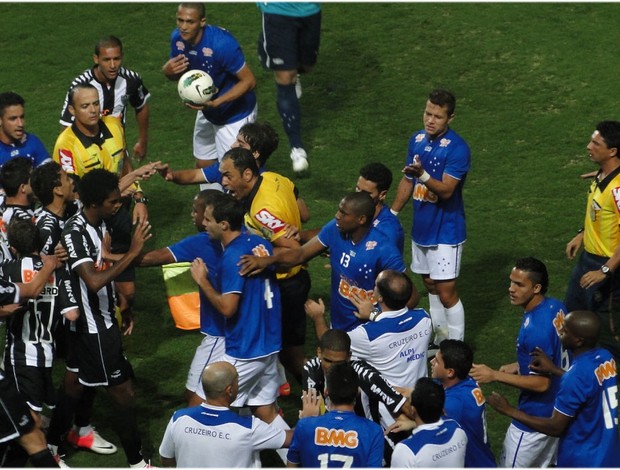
[410,242,463,280]
[186,334,226,399]
[224,352,279,408]
[499,422,558,467]
[193,105,258,162]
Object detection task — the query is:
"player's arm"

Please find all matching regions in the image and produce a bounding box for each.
[133,103,150,161]
[208,65,256,109]
[167,168,207,185]
[579,233,620,288]
[238,237,325,276]
[470,363,551,393]
[487,392,571,437]
[190,258,239,318]
[304,298,329,341]
[391,175,414,214]
[136,247,175,267]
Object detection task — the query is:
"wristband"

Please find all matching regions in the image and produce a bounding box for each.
[390,209,399,216]
[418,171,431,183]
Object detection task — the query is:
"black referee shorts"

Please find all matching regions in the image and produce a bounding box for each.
[279,268,311,347]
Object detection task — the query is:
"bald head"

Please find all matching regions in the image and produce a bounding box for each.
[565,310,600,348]
[201,361,238,399]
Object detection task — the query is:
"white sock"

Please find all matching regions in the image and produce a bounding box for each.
[77,424,93,437]
[277,360,288,386]
[270,413,291,464]
[428,293,448,343]
[446,299,465,340]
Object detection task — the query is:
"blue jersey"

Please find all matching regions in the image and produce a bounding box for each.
[515,297,567,432]
[0,133,50,167]
[317,220,406,332]
[554,348,619,467]
[258,2,321,17]
[168,232,224,337]
[220,233,281,359]
[405,128,470,246]
[287,410,383,468]
[170,25,256,126]
[373,204,405,254]
[444,377,496,467]
[392,418,467,467]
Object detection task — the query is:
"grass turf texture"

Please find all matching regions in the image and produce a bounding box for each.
[2,2,619,466]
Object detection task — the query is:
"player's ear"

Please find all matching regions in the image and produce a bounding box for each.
[533,283,542,294]
[378,190,388,202]
[93,53,99,65]
[447,113,456,125]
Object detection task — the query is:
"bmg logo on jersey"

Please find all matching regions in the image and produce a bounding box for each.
[314,427,358,448]
[595,359,617,386]
[413,182,438,203]
[337,278,375,304]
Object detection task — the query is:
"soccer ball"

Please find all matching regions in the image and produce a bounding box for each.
[177,70,217,106]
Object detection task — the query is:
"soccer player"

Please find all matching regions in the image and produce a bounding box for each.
[56,169,152,467]
[288,362,384,468]
[431,340,497,467]
[356,162,405,254]
[31,161,117,457]
[488,310,619,468]
[0,92,50,168]
[240,191,411,333]
[0,252,62,468]
[306,269,430,461]
[0,157,36,264]
[60,35,151,161]
[470,257,567,467]
[217,148,309,383]
[391,377,468,467]
[565,120,620,361]
[391,88,471,344]
[189,192,290,461]
[159,361,292,467]
[257,2,321,172]
[136,190,223,406]
[162,2,257,174]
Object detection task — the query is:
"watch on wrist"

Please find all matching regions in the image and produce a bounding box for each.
[601,264,611,276]
[134,195,149,205]
[369,307,381,322]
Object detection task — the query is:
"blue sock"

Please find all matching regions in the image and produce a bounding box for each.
[276,83,303,148]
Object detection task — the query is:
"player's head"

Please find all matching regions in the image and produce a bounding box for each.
[202,191,244,240]
[232,122,279,167]
[424,88,456,139]
[560,310,600,350]
[0,156,33,200]
[325,363,359,406]
[78,169,121,217]
[201,361,239,404]
[192,189,221,232]
[335,191,375,234]
[93,35,124,83]
[0,91,26,144]
[30,161,75,207]
[410,377,445,424]
[176,3,206,45]
[317,329,352,375]
[8,218,40,258]
[590,121,620,160]
[356,162,392,206]
[432,339,473,381]
[374,269,412,311]
[220,148,259,200]
[68,83,100,129]
[510,257,548,309]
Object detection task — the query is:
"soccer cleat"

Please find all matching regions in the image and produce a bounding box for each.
[54,453,70,468]
[67,428,118,455]
[290,147,309,172]
[278,382,291,397]
[130,459,158,468]
[295,74,302,99]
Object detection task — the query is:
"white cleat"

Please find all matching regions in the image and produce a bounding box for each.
[290,147,309,172]
[295,74,302,99]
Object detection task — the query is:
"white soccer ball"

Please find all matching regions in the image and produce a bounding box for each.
[177,70,217,106]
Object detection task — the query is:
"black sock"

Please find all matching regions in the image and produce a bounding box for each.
[29,449,59,468]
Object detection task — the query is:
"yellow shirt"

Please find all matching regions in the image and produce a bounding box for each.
[244,172,302,279]
[584,169,620,257]
[53,116,125,177]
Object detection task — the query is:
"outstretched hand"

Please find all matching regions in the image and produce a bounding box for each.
[486,391,514,416]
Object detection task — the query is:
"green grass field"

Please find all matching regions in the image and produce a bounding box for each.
[2,2,620,466]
